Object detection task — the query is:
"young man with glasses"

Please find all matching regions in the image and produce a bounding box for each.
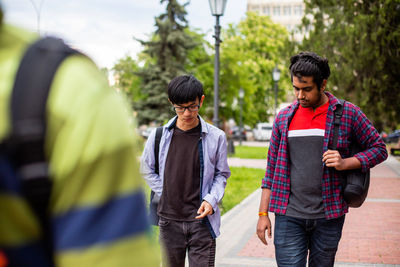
[141,75,231,267]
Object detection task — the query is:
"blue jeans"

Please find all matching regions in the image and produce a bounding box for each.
[274,214,345,267]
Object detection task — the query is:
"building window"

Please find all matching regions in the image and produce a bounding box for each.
[263,6,270,15]
[252,5,260,12]
[283,6,291,16]
[273,6,280,16]
[294,5,303,15]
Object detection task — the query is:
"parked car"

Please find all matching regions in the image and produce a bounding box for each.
[230,126,247,141]
[253,123,273,141]
[383,129,400,144]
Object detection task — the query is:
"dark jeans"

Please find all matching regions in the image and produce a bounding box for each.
[159,217,216,267]
[274,214,345,267]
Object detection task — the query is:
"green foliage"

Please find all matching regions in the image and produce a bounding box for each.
[112,56,143,103]
[220,167,265,215]
[230,145,268,159]
[217,12,292,126]
[134,0,197,125]
[183,12,294,126]
[112,7,296,127]
[300,0,400,131]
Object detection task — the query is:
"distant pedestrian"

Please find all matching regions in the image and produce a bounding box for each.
[141,75,231,267]
[256,51,387,267]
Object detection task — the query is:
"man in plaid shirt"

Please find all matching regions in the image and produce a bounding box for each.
[256,52,387,267]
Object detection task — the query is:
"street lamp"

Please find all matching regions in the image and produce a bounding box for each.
[239,88,244,146]
[208,0,228,128]
[272,65,281,120]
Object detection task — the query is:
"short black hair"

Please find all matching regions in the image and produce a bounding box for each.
[289,51,330,90]
[168,75,204,104]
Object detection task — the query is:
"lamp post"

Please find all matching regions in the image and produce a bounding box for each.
[239,88,244,146]
[208,0,227,128]
[272,65,281,120]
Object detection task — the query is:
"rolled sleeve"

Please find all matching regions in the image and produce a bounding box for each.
[352,106,388,172]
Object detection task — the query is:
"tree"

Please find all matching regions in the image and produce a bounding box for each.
[300,0,400,131]
[112,10,294,127]
[134,0,197,125]
[112,56,143,103]
[217,12,292,126]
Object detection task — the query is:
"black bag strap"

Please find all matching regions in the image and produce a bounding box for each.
[9,37,80,258]
[331,99,345,150]
[149,126,163,225]
[154,127,163,175]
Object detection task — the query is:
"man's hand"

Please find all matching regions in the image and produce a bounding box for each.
[323,149,362,171]
[195,201,213,219]
[322,149,345,170]
[256,215,272,245]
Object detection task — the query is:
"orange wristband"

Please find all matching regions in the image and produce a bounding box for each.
[258,212,268,217]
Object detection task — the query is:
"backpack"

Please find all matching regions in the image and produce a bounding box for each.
[149,126,163,226]
[332,99,370,208]
[0,37,80,265]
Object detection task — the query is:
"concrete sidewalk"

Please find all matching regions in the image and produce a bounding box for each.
[218,156,400,267]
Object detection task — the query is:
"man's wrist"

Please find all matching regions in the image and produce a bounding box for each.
[203,200,214,214]
[258,212,268,217]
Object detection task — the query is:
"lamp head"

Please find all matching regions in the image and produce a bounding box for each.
[208,0,228,16]
[239,88,244,99]
[272,66,281,82]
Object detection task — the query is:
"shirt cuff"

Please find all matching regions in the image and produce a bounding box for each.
[261,177,271,189]
[203,194,217,211]
[354,153,370,173]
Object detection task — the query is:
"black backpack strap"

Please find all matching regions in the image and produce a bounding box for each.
[331,99,345,150]
[154,127,163,175]
[149,127,163,225]
[10,37,80,258]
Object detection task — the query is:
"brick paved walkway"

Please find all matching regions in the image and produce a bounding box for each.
[218,156,400,266]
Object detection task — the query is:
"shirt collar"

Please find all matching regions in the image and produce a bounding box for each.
[325,91,341,110]
[165,115,208,134]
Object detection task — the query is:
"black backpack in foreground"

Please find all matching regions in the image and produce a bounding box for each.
[332,100,370,208]
[0,37,80,266]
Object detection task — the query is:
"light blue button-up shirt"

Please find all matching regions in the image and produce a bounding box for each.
[140,115,231,237]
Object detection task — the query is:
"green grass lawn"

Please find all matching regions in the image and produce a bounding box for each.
[230,145,268,159]
[220,166,264,215]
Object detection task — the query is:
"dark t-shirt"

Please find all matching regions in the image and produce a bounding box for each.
[158,123,201,221]
[286,101,329,219]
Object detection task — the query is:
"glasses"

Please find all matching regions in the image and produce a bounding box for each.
[173,105,200,113]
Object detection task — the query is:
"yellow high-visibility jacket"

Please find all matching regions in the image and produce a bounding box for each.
[0,23,160,267]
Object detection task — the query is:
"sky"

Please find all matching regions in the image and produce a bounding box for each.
[2,0,247,69]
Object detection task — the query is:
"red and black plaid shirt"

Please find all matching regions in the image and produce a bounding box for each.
[262,92,388,219]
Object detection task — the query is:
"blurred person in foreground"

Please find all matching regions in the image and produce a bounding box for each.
[0,7,160,267]
[141,75,231,267]
[256,51,387,267]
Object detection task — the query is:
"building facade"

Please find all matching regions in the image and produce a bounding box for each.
[247,0,306,41]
